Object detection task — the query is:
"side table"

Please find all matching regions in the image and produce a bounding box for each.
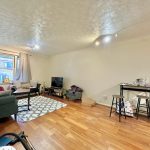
[13,88,30,112]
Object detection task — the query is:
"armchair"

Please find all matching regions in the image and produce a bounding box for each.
[66,85,83,100]
[0,92,18,119]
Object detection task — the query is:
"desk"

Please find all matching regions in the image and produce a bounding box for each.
[120,84,150,96]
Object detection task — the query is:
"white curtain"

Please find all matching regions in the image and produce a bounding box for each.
[14,53,31,83]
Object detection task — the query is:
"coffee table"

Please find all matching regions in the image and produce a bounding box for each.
[13,89,30,112]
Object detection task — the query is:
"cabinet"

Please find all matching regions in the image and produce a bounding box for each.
[49,87,63,97]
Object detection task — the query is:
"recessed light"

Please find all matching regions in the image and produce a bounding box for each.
[33,44,40,50]
[94,33,117,47]
[103,36,112,43]
[95,41,100,46]
[115,33,118,37]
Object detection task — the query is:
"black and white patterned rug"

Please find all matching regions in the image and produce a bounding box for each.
[16,96,67,122]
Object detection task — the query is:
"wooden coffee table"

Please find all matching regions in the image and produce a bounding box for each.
[13,89,30,112]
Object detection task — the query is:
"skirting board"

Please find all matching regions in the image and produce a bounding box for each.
[96,101,111,107]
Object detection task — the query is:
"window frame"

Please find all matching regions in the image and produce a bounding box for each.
[0,52,17,84]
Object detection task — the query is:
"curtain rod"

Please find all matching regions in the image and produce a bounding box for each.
[0,49,32,56]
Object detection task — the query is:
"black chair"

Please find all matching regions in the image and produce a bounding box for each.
[66,85,83,100]
[136,95,150,119]
[30,83,41,95]
[109,95,126,122]
[0,131,36,150]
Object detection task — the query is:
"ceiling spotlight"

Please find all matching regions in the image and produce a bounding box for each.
[102,36,112,44]
[94,33,118,47]
[33,44,40,50]
[95,41,100,46]
[115,33,118,37]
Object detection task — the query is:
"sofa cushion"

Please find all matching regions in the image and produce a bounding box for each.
[71,85,83,92]
[0,91,11,97]
[0,84,10,91]
[0,86,4,91]
[13,81,21,89]
[30,80,37,87]
[21,83,31,89]
[0,95,16,105]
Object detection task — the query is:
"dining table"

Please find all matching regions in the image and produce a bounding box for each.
[120,83,150,97]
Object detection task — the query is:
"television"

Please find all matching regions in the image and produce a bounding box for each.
[51,77,63,88]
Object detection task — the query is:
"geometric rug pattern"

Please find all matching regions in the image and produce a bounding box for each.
[16,96,67,122]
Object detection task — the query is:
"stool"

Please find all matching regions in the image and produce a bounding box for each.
[136,95,150,119]
[109,95,126,122]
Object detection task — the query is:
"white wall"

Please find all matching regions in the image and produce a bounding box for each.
[48,36,150,106]
[30,54,49,85]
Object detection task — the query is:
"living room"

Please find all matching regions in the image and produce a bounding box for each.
[1,0,150,150]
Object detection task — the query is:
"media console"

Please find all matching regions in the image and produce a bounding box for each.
[48,87,63,97]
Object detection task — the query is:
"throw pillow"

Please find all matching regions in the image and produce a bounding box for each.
[0,86,4,91]
[30,80,37,87]
[0,91,11,97]
[21,83,31,89]
[13,81,21,89]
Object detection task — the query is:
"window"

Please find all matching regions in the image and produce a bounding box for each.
[0,53,15,84]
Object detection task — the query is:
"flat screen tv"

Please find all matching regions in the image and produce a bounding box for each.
[51,77,63,88]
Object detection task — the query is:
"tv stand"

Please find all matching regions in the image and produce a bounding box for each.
[48,87,63,97]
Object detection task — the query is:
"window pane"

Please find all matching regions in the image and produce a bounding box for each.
[0,54,14,83]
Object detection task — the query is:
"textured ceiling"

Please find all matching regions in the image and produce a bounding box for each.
[0,0,150,55]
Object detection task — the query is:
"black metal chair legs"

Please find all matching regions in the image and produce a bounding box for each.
[136,95,150,119]
[110,95,126,122]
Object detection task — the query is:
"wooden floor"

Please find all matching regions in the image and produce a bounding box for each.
[1,95,150,150]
